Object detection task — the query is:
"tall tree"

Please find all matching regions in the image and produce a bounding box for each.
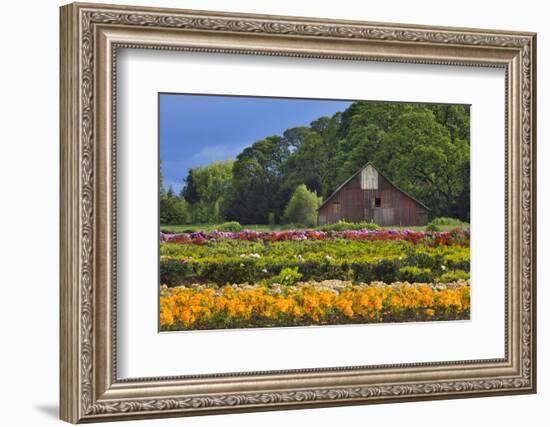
[282,114,344,200]
[181,169,199,204]
[336,124,385,185]
[226,136,290,224]
[283,184,322,227]
[428,104,470,144]
[337,101,406,138]
[183,160,234,223]
[160,195,191,225]
[372,109,469,218]
[282,126,313,151]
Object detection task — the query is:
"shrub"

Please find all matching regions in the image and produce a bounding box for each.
[437,269,470,283]
[368,259,401,283]
[283,184,321,227]
[216,221,243,232]
[404,249,443,271]
[202,259,258,284]
[318,220,380,232]
[160,258,194,285]
[160,195,192,225]
[271,267,303,286]
[358,221,380,230]
[398,266,434,283]
[425,222,441,232]
[430,217,467,226]
[443,250,470,270]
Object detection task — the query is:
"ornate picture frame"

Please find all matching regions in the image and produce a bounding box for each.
[60,2,536,423]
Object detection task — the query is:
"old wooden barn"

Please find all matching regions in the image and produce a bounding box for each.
[317,163,429,227]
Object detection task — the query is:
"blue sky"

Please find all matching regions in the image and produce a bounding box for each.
[159,94,352,194]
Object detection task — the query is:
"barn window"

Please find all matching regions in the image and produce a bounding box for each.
[375,197,381,207]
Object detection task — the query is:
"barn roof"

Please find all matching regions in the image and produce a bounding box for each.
[317,162,430,211]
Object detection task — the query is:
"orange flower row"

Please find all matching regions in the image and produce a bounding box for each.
[159,283,470,331]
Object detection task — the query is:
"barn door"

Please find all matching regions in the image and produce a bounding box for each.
[382,208,394,226]
[374,208,394,226]
[364,207,370,222]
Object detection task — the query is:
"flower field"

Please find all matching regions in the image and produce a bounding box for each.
[159,228,470,331]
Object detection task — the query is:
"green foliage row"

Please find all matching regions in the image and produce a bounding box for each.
[160,239,469,286]
[160,256,469,287]
[160,239,469,266]
[270,267,303,286]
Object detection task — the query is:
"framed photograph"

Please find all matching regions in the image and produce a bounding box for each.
[60,2,537,423]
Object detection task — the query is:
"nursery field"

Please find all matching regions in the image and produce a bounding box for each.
[159,228,470,331]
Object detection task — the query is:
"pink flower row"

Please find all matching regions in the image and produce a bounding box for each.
[160,228,469,246]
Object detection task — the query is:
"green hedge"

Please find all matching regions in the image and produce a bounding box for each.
[161,238,469,262]
[160,254,469,286]
[160,238,469,286]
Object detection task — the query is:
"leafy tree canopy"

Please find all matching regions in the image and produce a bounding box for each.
[283,184,322,228]
[182,160,234,223]
[226,136,291,224]
[161,101,470,224]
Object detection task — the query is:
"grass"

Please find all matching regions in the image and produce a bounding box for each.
[160,224,297,233]
[160,223,469,233]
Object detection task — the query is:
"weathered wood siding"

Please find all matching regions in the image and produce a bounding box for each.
[318,165,429,227]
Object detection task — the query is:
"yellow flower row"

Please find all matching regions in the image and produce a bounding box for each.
[159,283,470,331]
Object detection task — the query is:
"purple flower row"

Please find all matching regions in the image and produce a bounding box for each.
[160,228,469,246]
